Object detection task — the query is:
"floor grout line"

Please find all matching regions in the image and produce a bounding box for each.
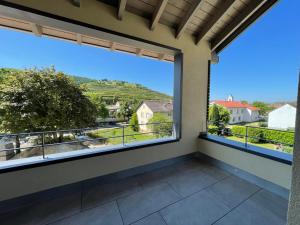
[80,181,84,211]
[126,174,231,225]
[116,200,125,225]
[158,211,169,225]
[211,188,263,225]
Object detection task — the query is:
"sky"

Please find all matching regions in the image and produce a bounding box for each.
[0,1,299,101]
[211,0,300,103]
[0,28,174,95]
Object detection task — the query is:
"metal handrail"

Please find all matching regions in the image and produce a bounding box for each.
[209,125,294,149]
[0,122,174,159]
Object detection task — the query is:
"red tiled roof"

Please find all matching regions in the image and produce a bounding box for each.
[212,100,259,111]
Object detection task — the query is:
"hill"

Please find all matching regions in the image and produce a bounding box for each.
[0,68,172,102]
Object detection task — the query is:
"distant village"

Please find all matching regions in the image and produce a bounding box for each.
[210,95,296,130]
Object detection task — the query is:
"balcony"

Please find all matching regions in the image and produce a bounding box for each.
[0,158,288,225]
[0,1,298,225]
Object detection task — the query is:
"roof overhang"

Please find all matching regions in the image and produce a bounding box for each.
[0,0,279,56]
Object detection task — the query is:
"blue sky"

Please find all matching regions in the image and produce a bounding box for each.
[0,29,173,95]
[0,1,299,101]
[211,0,300,103]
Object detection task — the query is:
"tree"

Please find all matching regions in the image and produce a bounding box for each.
[209,104,230,127]
[117,101,133,121]
[252,101,273,116]
[209,104,220,126]
[148,113,172,137]
[0,67,97,149]
[241,100,248,104]
[129,113,139,132]
[98,103,109,120]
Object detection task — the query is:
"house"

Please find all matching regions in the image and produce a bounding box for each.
[136,101,173,131]
[106,101,120,121]
[211,95,260,124]
[268,104,296,130]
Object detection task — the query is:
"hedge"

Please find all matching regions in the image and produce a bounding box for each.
[231,125,295,145]
[208,125,219,135]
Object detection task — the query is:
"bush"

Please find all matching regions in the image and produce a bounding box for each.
[208,125,219,135]
[262,129,294,146]
[231,126,246,137]
[258,122,268,127]
[231,125,295,145]
[248,128,264,143]
[129,113,139,132]
[148,113,172,137]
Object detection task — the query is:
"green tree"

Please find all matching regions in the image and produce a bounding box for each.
[241,100,248,104]
[209,104,230,128]
[209,104,220,126]
[252,101,273,116]
[98,103,109,120]
[0,67,97,150]
[129,113,139,132]
[148,113,172,137]
[117,101,133,121]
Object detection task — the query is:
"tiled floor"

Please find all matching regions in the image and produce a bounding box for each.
[0,159,288,225]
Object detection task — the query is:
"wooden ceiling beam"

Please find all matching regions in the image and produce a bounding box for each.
[76,34,82,45]
[211,0,267,51]
[196,0,235,45]
[176,0,205,39]
[136,48,144,56]
[118,0,127,20]
[150,0,168,30]
[110,42,116,51]
[72,0,80,7]
[30,23,42,36]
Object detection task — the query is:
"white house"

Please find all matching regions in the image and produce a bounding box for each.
[136,101,173,131]
[211,95,260,124]
[268,104,296,130]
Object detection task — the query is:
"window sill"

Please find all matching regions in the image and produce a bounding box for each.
[0,137,179,174]
[199,134,292,165]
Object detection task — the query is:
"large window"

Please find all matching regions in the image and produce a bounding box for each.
[0,8,182,170]
[206,0,299,162]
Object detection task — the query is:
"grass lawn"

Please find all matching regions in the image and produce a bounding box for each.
[225,136,293,154]
[87,127,161,145]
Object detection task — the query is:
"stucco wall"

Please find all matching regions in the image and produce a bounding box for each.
[136,103,153,131]
[0,0,210,201]
[198,139,292,189]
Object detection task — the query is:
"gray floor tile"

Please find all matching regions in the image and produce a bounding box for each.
[174,160,229,181]
[117,183,181,225]
[0,191,81,225]
[207,175,260,208]
[131,213,166,225]
[214,189,288,225]
[166,168,218,197]
[137,165,179,188]
[200,164,231,180]
[161,189,230,225]
[82,176,142,209]
[173,159,205,173]
[50,201,123,225]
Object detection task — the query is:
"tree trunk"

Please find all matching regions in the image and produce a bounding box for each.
[15,135,21,154]
[58,132,63,143]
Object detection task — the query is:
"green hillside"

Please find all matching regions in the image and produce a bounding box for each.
[0,68,172,102]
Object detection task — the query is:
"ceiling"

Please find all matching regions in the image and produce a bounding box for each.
[0,0,278,61]
[97,0,278,52]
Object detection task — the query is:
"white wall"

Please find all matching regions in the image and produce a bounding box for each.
[198,139,292,189]
[136,103,153,131]
[268,104,296,130]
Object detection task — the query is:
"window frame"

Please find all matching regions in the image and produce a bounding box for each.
[0,2,183,173]
[203,60,293,165]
